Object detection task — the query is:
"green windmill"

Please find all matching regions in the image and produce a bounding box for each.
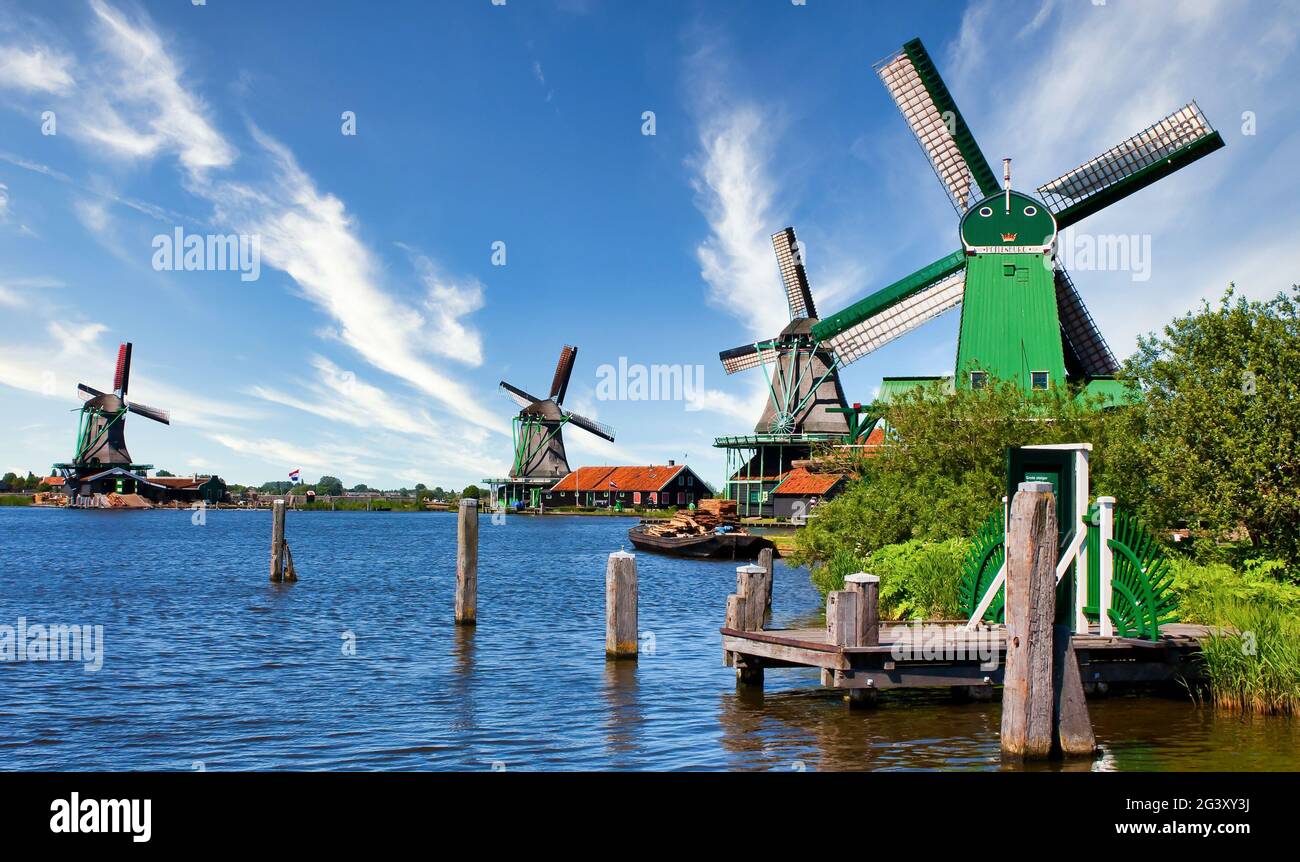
[807,38,1224,397]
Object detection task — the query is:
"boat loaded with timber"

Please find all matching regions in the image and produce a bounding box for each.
[628,499,775,560]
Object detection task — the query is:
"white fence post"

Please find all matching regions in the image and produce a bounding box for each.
[1097,496,1116,638]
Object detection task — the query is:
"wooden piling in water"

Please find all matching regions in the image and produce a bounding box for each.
[455,498,478,625]
[736,564,767,631]
[843,573,879,647]
[605,551,638,660]
[757,547,774,617]
[270,499,286,583]
[1001,481,1057,759]
[827,588,874,706]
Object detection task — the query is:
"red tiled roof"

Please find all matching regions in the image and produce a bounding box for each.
[149,476,204,489]
[552,465,686,493]
[39,476,66,486]
[772,468,845,496]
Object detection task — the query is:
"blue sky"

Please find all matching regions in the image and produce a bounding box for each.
[1,0,1298,490]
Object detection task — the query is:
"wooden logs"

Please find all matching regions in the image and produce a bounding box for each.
[605,551,638,659]
[455,498,479,625]
[844,573,879,646]
[1001,481,1058,759]
[270,499,286,583]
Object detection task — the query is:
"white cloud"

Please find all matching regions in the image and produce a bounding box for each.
[0,45,74,94]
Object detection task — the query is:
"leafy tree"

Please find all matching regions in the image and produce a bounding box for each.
[156,469,175,477]
[791,378,1124,573]
[1109,286,1300,565]
[316,475,344,496]
[462,484,481,500]
[0,472,17,492]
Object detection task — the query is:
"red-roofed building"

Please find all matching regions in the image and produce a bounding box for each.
[545,461,713,509]
[771,468,848,521]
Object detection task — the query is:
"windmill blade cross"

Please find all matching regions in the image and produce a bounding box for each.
[127,401,171,425]
[499,381,543,409]
[77,383,107,402]
[875,38,1001,214]
[113,342,133,396]
[811,250,967,367]
[549,344,578,404]
[771,227,817,320]
[561,407,616,443]
[1038,102,1224,230]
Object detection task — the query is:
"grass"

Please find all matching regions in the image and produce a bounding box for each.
[1172,556,1300,715]
[0,495,32,506]
[1197,602,1300,715]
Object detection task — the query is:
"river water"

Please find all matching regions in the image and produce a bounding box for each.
[1,508,1295,771]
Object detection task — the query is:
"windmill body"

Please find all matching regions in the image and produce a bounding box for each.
[488,345,617,509]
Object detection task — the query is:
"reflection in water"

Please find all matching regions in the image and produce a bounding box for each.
[602,661,642,766]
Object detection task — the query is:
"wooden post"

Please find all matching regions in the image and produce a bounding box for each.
[455,498,478,625]
[723,594,746,666]
[844,573,879,646]
[1001,481,1057,759]
[1097,496,1116,638]
[269,499,286,583]
[736,564,766,631]
[1052,623,1096,756]
[757,547,774,617]
[605,551,638,660]
[826,590,861,648]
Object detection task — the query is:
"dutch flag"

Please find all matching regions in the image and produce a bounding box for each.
[289,469,301,483]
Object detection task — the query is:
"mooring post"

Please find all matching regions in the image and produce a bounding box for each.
[1052,623,1096,756]
[1096,496,1116,638]
[1001,481,1057,759]
[270,499,286,583]
[736,564,767,631]
[723,593,746,667]
[757,547,775,618]
[455,498,478,625]
[844,573,880,646]
[605,551,638,660]
[828,588,874,707]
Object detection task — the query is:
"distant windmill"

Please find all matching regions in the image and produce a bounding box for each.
[500,344,615,481]
[805,38,1224,395]
[55,342,171,503]
[71,342,171,468]
[718,226,851,436]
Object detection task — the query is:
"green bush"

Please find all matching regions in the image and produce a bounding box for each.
[808,538,969,621]
[1170,556,1300,624]
[1198,601,1300,715]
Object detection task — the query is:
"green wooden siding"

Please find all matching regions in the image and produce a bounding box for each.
[955,252,1066,391]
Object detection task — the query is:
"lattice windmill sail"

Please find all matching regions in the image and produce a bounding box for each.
[500,344,615,480]
[810,38,1223,394]
[718,227,851,435]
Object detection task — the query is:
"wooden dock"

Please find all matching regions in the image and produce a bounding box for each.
[721,621,1212,692]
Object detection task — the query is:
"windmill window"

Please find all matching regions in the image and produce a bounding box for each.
[1003,264,1016,277]
[978,206,993,217]
[970,371,988,390]
[1023,205,1038,216]
[633,492,642,504]
[1031,371,1050,390]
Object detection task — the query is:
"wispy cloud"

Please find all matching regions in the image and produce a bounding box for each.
[0,44,74,94]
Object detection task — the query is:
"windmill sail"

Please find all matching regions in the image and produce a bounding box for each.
[875,38,1000,214]
[500,381,543,409]
[550,344,577,404]
[1038,102,1223,229]
[561,408,616,442]
[772,227,816,320]
[719,341,779,376]
[1053,268,1119,377]
[127,401,171,425]
[812,250,967,367]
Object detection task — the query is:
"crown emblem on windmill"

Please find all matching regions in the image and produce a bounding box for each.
[801,38,1223,393]
[499,344,615,480]
[717,226,851,437]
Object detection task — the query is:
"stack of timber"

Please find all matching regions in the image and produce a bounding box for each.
[641,499,737,538]
[629,498,773,560]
